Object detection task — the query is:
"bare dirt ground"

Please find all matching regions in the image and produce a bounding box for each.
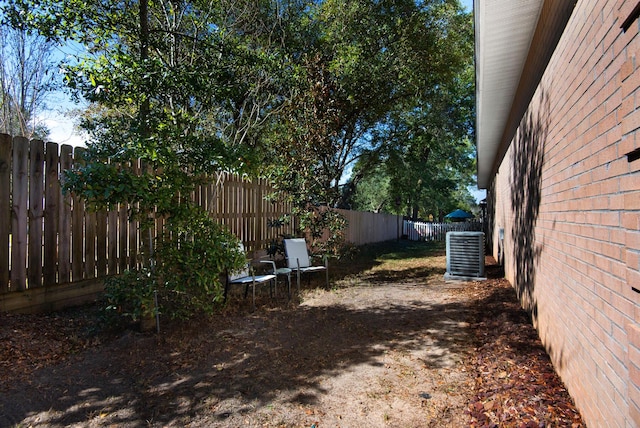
[0,240,584,427]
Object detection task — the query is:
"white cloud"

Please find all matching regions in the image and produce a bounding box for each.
[43,114,86,147]
[37,93,88,147]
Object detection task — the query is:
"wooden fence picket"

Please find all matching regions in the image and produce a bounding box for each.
[108,209,118,275]
[118,203,128,273]
[96,210,107,277]
[59,145,73,284]
[44,141,60,286]
[127,159,138,270]
[10,137,28,291]
[85,210,96,280]
[71,147,85,282]
[28,140,44,289]
[0,135,10,292]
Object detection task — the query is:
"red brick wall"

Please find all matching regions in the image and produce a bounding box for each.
[488,1,640,426]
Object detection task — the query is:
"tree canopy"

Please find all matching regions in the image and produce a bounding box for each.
[347,56,476,220]
[267,0,473,207]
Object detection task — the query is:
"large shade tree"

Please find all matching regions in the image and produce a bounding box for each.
[264,0,473,246]
[345,7,475,220]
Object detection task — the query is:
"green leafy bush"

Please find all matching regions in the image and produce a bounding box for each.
[101,206,246,326]
[103,268,157,325]
[154,207,246,319]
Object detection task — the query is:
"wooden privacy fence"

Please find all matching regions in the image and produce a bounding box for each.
[403,219,482,242]
[0,134,296,311]
[335,208,402,245]
[0,134,404,312]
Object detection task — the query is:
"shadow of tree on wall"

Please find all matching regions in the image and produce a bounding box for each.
[510,90,549,321]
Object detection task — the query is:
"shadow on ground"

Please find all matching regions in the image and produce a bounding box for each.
[0,242,474,427]
[1,292,475,425]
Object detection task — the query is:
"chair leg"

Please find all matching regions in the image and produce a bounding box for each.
[296,259,301,295]
[272,277,277,299]
[252,280,256,311]
[325,258,329,289]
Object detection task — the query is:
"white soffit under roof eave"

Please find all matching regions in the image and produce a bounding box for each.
[475,0,544,189]
[475,0,577,189]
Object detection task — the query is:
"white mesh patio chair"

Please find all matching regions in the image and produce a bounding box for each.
[225,244,277,310]
[283,238,328,293]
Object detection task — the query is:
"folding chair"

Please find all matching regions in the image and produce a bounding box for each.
[283,238,328,293]
[224,244,277,310]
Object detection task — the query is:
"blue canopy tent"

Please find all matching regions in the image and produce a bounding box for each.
[444,209,474,221]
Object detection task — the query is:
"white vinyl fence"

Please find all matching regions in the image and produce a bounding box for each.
[403,220,482,242]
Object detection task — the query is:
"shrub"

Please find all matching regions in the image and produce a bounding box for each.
[102,206,246,325]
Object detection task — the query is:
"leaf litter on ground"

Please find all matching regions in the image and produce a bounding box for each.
[0,240,584,427]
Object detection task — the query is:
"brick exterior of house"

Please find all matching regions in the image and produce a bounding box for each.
[485,1,640,426]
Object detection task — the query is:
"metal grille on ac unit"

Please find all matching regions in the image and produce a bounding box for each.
[445,231,486,280]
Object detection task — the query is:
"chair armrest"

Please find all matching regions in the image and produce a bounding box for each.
[259,260,277,274]
[310,253,329,268]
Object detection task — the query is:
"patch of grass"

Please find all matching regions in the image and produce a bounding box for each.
[373,240,444,261]
[336,240,442,270]
[302,240,446,291]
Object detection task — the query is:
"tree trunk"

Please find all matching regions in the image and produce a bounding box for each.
[139,0,150,139]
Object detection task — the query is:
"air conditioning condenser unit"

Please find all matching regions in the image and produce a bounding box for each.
[444,231,486,280]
